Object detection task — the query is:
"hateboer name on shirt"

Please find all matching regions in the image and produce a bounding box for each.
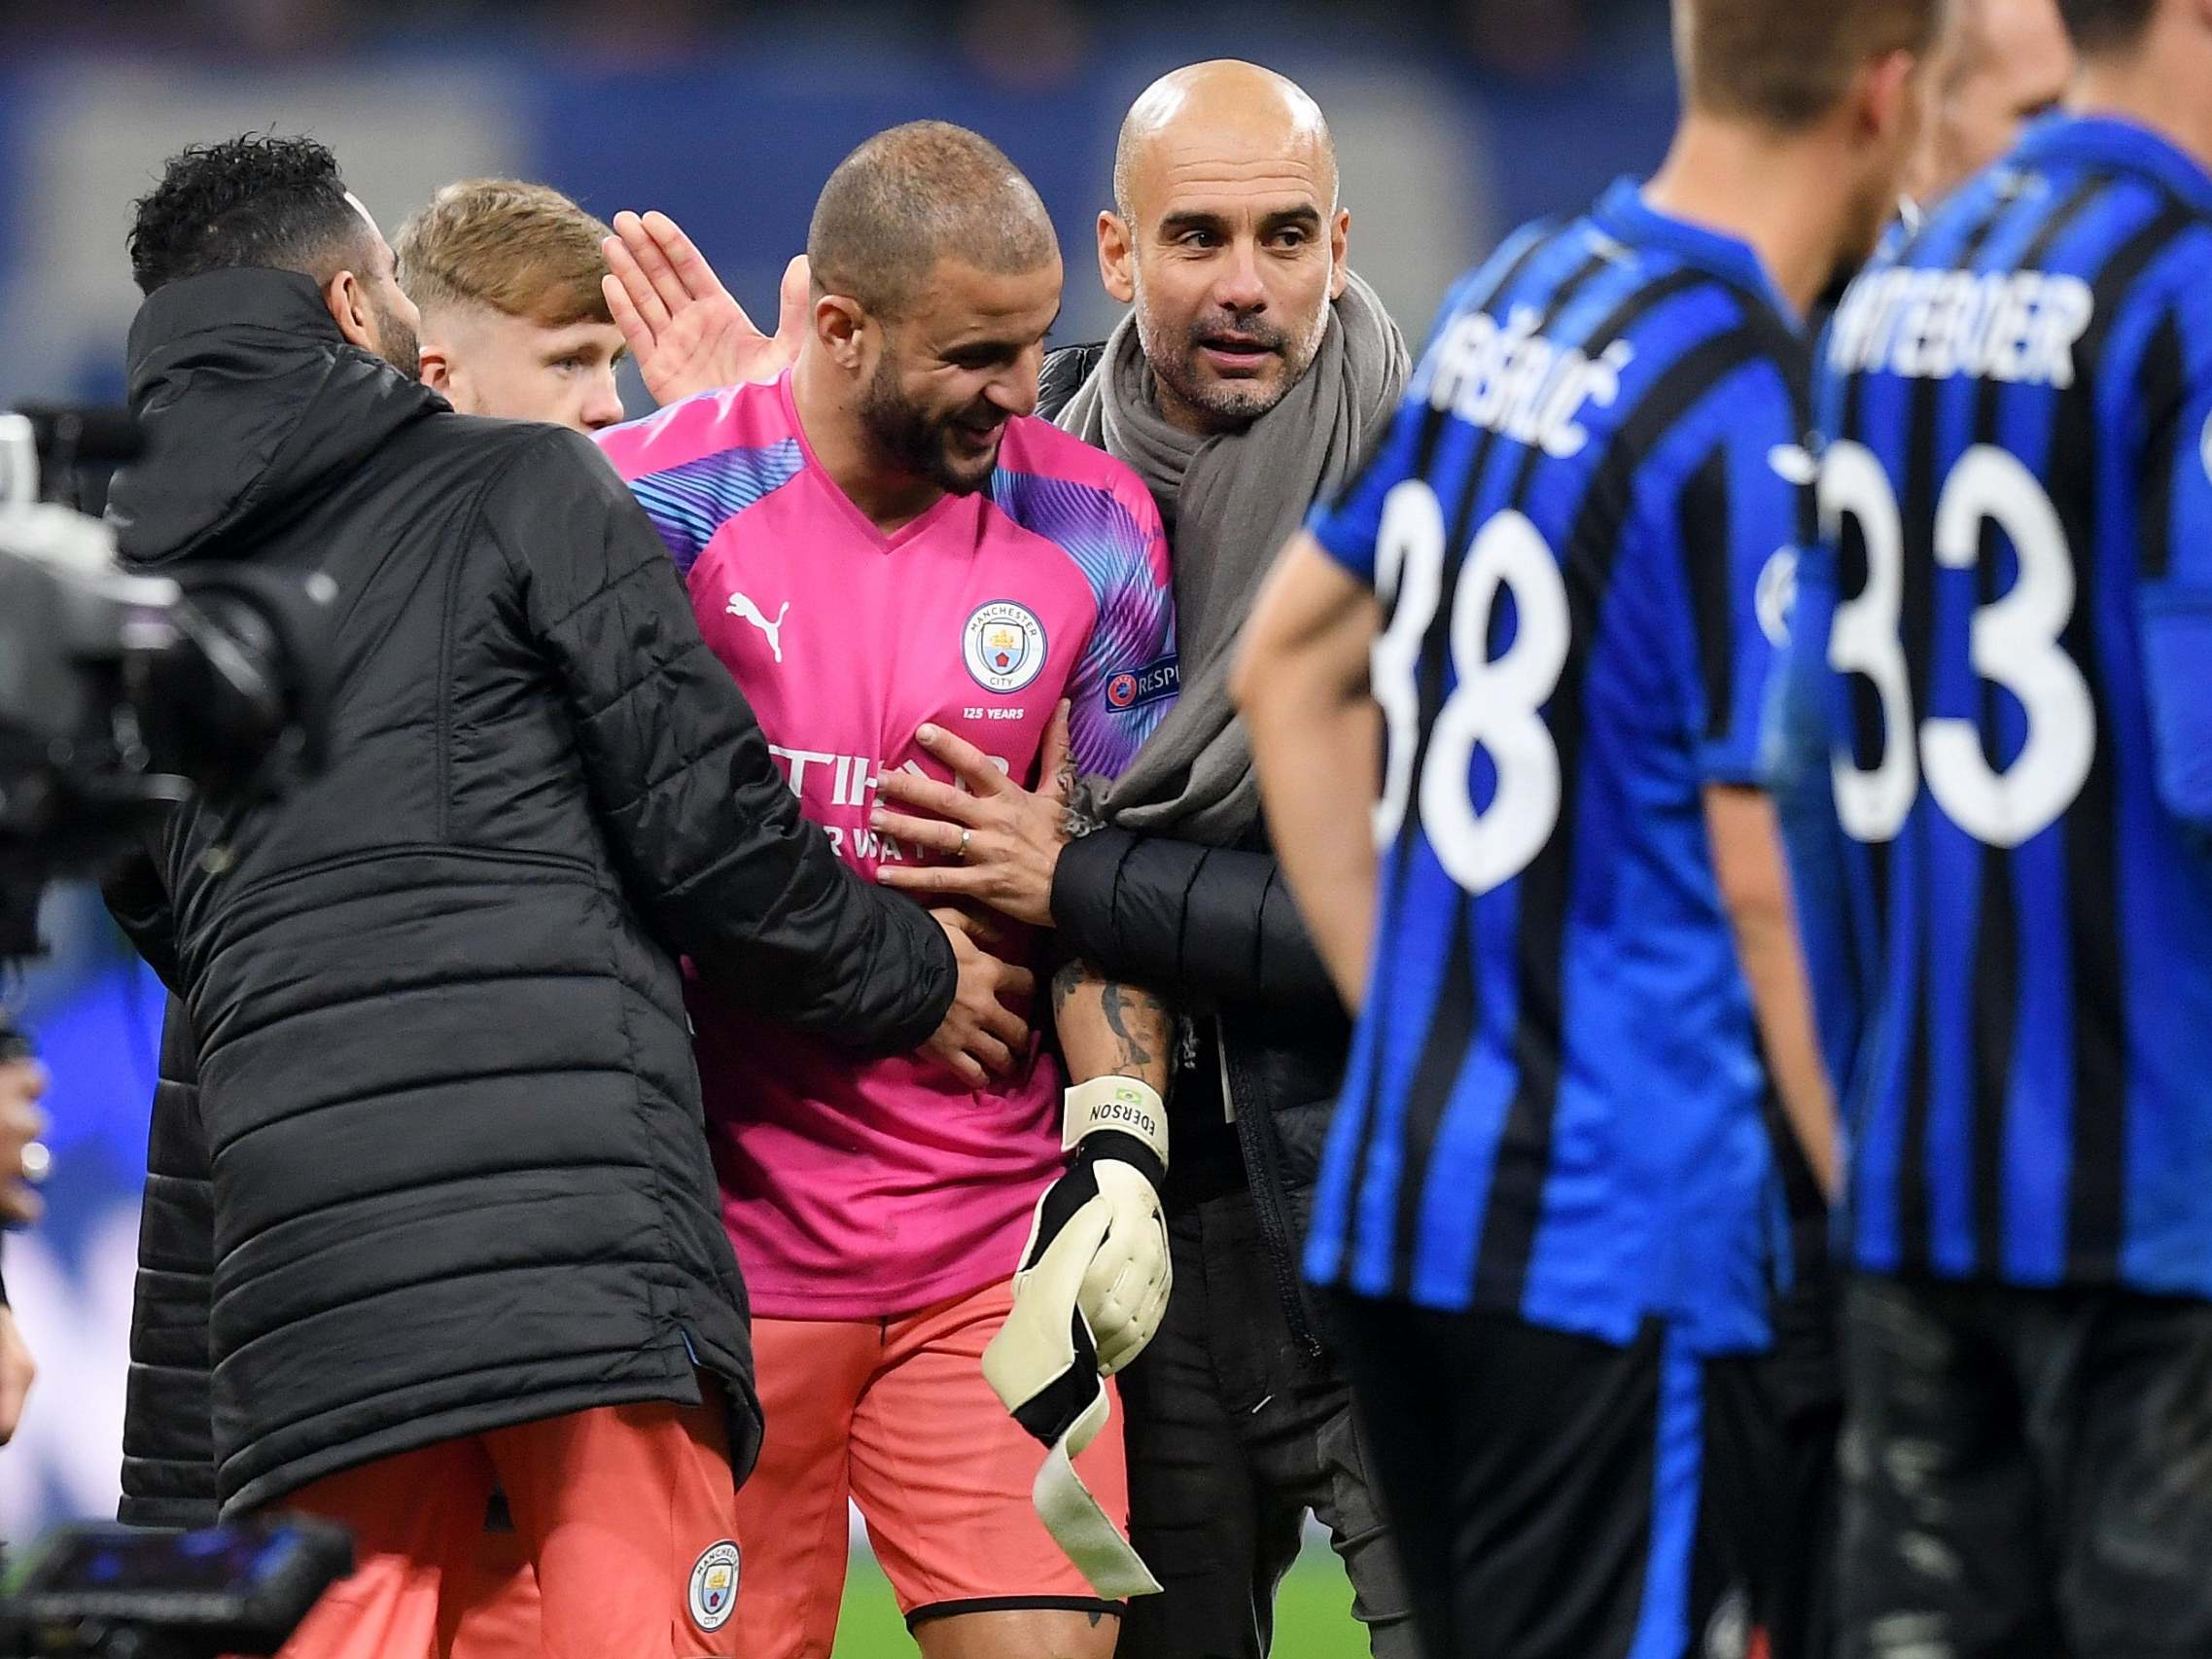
[1827,266,2094,386]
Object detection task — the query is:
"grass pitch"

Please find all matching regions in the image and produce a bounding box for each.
[832,1548,1370,1656]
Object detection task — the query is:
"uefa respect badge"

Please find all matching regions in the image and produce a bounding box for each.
[1105,653,1178,711]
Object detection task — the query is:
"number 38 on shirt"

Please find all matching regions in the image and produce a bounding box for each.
[1369,478,1572,897]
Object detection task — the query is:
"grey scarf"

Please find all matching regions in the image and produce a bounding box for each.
[1057,271,1408,845]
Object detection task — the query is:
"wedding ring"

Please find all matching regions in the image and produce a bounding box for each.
[957,828,972,862]
[18,1142,50,1185]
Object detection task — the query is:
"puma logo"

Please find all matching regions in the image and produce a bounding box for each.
[726,591,791,662]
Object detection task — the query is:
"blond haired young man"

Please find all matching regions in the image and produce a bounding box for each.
[397,178,628,433]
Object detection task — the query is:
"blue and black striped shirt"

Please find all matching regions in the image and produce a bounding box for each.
[1305,181,1816,1355]
[1779,115,2212,1293]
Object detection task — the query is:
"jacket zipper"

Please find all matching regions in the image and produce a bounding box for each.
[1221,1012,1327,1363]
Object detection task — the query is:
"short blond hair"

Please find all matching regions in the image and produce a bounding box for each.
[395,178,613,328]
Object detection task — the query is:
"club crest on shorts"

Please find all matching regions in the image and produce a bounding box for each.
[687,1539,741,1632]
[963,600,1047,694]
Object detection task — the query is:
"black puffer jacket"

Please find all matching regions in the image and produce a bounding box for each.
[1036,343,1106,429]
[104,267,956,1514]
[117,991,218,1529]
[1039,346,1350,1359]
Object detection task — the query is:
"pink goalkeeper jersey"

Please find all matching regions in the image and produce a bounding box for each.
[597,374,1177,1320]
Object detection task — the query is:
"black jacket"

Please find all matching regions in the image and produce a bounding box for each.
[104,267,956,1514]
[1038,346,1349,1359]
[117,993,218,1529]
[1036,343,1105,428]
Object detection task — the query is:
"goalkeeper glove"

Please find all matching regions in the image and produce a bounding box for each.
[981,1076,1172,1599]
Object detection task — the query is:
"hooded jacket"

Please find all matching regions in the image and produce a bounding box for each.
[104,267,956,1513]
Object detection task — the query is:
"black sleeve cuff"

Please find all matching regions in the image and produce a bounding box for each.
[882,904,960,1056]
[1050,827,1135,965]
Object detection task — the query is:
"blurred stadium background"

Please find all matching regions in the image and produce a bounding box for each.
[0,1,1678,1649]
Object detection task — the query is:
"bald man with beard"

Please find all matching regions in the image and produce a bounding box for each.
[603,65,1415,1657]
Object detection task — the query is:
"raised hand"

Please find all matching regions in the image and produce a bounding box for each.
[599,210,809,407]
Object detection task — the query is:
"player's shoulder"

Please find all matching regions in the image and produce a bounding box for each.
[995,413,1156,514]
[1911,145,2212,286]
[2090,170,2212,331]
[1419,214,1586,339]
[1450,204,1771,348]
[593,376,795,482]
[424,406,574,470]
[2016,118,2212,253]
[989,415,1169,569]
[419,413,624,526]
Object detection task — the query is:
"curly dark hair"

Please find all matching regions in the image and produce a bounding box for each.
[127,132,373,297]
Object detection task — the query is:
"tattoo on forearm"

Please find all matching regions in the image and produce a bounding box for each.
[1054,958,1173,1081]
[1101,982,1171,1072]
[1051,958,1085,1019]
